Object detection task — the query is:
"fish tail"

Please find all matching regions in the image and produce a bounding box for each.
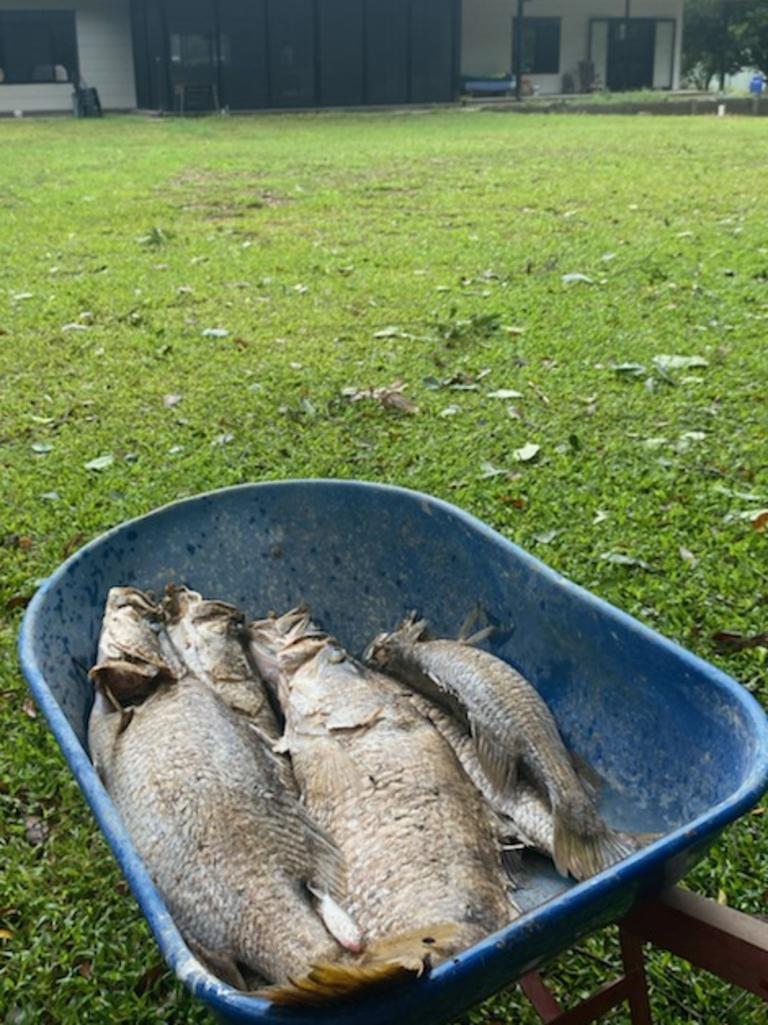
[552,802,645,881]
[259,923,460,1007]
[257,958,418,1008]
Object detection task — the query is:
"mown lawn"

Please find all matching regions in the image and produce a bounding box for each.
[1,110,766,1025]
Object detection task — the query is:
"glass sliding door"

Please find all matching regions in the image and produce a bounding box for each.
[217,0,268,109]
[164,0,219,108]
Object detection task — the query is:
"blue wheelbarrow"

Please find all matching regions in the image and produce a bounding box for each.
[18,481,768,1024]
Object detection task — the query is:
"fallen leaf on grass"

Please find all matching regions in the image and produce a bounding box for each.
[533,529,559,544]
[652,354,709,371]
[212,433,235,446]
[77,961,93,980]
[372,326,403,339]
[611,362,646,376]
[162,394,182,408]
[713,627,766,651]
[593,510,609,525]
[600,552,654,571]
[22,699,37,719]
[6,594,31,610]
[440,405,460,417]
[679,546,698,566]
[487,389,523,399]
[341,382,419,414]
[479,462,507,479]
[84,454,114,472]
[752,510,768,532]
[62,532,85,557]
[31,442,53,455]
[24,815,49,847]
[512,442,540,463]
[134,962,166,997]
[201,327,229,338]
[561,273,594,285]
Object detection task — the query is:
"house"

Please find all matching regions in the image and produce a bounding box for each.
[0,0,682,116]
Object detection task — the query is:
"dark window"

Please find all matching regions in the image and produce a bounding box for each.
[514,17,560,75]
[0,10,77,84]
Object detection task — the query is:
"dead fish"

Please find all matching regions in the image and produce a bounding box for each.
[251,611,516,969]
[88,668,370,994]
[88,587,182,708]
[366,614,636,881]
[163,585,279,738]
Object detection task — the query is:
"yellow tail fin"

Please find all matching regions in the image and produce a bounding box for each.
[259,922,460,1007]
[258,959,416,1008]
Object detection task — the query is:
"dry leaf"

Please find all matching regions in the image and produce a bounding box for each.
[512,442,540,463]
[751,509,768,532]
[134,962,166,997]
[22,699,37,719]
[679,546,698,566]
[24,815,49,847]
[84,454,114,472]
[561,273,594,285]
[341,382,419,414]
[600,552,654,571]
[712,630,768,654]
[162,394,182,408]
[653,354,709,371]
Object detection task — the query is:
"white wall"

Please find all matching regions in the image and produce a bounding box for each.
[0,0,136,113]
[462,0,683,93]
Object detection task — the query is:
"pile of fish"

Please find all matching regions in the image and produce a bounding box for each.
[87,585,645,1006]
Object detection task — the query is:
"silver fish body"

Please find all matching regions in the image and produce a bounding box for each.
[88,673,351,985]
[259,616,516,958]
[367,617,634,881]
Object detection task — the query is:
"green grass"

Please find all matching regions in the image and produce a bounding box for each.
[1,110,767,1025]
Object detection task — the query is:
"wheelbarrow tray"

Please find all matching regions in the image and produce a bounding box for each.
[18,480,768,1025]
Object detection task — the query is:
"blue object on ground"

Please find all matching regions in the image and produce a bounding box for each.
[19,480,768,1025]
[463,76,515,95]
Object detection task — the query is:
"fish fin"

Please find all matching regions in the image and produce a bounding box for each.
[187,939,247,991]
[89,659,175,705]
[297,803,349,902]
[311,737,361,796]
[552,807,641,881]
[362,922,461,969]
[398,611,429,644]
[457,607,493,646]
[569,751,604,798]
[462,626,494,647]
[258,958,419,1007]
[307,886,364,953]
[474,723,519,798]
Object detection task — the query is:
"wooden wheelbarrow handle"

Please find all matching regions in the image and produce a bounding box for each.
[520,886,768,1024]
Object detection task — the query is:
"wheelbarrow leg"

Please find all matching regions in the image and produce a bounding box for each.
[519,932,655,1025]
[618,928,653,1025]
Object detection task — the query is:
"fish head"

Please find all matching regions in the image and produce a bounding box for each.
[162,583,204,623]
[248,608,325,690]
[364,612,428,669]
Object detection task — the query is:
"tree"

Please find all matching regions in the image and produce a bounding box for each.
[682,0,750,90]
[736,3,768,77]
